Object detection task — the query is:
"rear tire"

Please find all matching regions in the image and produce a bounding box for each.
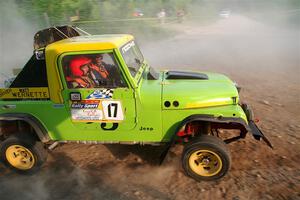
[0,134,47,174]
[182,135,231,181]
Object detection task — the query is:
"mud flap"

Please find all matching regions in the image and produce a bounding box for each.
[242,103,273,148]
[249,121,273,149]
[159,142,172,165]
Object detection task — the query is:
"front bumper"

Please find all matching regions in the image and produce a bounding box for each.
[242,104,273,148]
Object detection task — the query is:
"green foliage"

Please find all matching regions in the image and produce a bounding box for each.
[13,0,300,31]
[15,0,196,25]
[15,0,95,26]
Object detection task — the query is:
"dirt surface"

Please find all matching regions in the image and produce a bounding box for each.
[0,15,299,200]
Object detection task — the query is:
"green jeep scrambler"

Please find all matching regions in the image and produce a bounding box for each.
[0,26,272,181]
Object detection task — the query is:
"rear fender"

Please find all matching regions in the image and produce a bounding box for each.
[0,113,50,143]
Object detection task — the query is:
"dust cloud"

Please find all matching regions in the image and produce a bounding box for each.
[141,14,300,83]
[0,1,36,77]
[0,147,179,200]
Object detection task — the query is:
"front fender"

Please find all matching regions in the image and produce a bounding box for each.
[159,114,250,164]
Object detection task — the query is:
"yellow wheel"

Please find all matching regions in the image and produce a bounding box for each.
[5,145,35,170]
[182,135,231,181]
[188,150,222,177]
[1,134,47,173]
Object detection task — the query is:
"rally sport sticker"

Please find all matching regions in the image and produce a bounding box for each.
[71,99,123,122]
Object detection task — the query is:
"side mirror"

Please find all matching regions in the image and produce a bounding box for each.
[34,49,45,60]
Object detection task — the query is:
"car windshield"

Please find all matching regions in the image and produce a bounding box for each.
[120,40,144,77]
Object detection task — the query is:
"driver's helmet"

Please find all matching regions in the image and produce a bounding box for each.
[69,56,91,76]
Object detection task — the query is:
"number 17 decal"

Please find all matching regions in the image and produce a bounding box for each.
[108,103,118,118]
[102,100,124,121]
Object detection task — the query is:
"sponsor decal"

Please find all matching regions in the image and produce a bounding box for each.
[71,109,103,121]
[70,92,81,101]
[71,100,99,109]
[0,88,49,99]
[122,41,135,53]
[0,89,12,97]
[71,100,102,121]
[71,99,123,122]
[86,89,114,99]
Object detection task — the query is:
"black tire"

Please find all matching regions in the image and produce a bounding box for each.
[182,135,231,181]
[0,134,48,174]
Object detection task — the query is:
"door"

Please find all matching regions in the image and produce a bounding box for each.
[58,51,137,141]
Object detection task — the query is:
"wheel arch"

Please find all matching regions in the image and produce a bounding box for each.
[175,114,250,136]
[159,114,250,164]
[0,113,50,143]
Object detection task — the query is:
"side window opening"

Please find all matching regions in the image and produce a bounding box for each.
[62,53,127,89]
[9,55,48,88]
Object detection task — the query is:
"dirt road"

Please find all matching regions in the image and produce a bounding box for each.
[0,15,299,200]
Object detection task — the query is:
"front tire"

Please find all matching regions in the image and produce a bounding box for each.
[0,134,47,173]
[182,135,231,181]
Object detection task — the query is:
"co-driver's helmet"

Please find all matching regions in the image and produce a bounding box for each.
[69,56,91,76]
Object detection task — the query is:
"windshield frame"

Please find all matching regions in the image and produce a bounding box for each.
[120,40,144,78]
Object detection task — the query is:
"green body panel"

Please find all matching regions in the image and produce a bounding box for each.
[0,38,249,143]
[135,69,163,138]
[161,105,247,142]
[0,101,70,140]
[162,72,239,110]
